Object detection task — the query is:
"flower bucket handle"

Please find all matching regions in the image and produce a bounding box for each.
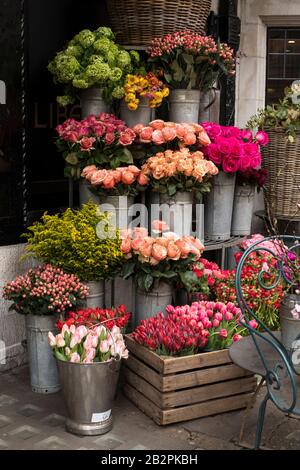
[84,319,123,364]
[204,87,218,111]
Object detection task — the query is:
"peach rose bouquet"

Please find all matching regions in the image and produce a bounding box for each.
[133,119,211,150]
[120,225,204,292]
[140,148,218,201]
[81,164,149,197]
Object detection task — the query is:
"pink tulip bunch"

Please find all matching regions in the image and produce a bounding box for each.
[55,113,136,177]
[202,122,269,174]
[49,323,128,363]
[3,264,89,315]
[81,164,149,197]
[133,120,211,147]
[132,300,256,356]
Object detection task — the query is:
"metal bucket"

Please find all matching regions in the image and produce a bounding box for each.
[135,280,173,327]
[280,294,300,351]
[25,314,60,394]
[57,358,121,435]
[80,87,110,118]
[86,281,105,308]
[120,98,152,127]
[231,184,255,236]
[159,192,193,237]
[79,180,100,206]
[199,88,220,123]
[100,195,134,230]
[205,171,236,241]
[169,89,201,124]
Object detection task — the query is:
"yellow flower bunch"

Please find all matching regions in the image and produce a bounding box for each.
[124,72,169,110]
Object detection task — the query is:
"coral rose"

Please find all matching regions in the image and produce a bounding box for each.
[165,162,177,177]
[154,238,169,248]
[151,243,167,261]
[133,124,144,135]
[175,239,191,258]
[81,165,97,180]
[127,165,140,175]
[131,237,145,252]
[139,126,153,143]
[90,169,108,185]
[112,169,122,184]
[137,172,149,186]
[122,171,135,185]
[192,163,206,180]
[105,133,115,145]
[80,136,96,152]
[162,127,177,142]
[198,131,211,146]
[177,159,193,177]
[152,130,165,145]
[139,240,153,258]
[152,165,165,179]
[119,130,135,146]
[149,119,165,130]
[183,132,197,146]
[150,257,160,266]
[133,227,148,239]
[152,220,169,233]
[121,237,132,254]
[167,242,181,260]
[102,174,115,189]
[175,124,187,139]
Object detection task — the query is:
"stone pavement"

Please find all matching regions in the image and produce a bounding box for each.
[0,365,300,450]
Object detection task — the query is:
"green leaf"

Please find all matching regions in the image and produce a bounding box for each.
[65,152,78,165]
[167,184,177,196]
[144,274,154,291]
[54,350,67,362]
[122,260,136,279]
[182,53,194,65]
[179,271,199,293]
[122,147,134,163]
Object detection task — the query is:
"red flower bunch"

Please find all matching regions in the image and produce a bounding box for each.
[56,304,131,332]
[3,264,88,315]
[236,168,268,189]
[132,300,250,356]
[202,123,269,174]
[55,113,136,177]
[193,258,228,287]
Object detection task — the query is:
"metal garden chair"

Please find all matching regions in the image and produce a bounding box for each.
[229,235,300,449]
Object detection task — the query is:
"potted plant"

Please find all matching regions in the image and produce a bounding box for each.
[3,264,88,394]
[120,226,204,325]
[148,30,235,123]
[140,147,218,235]
[48,26,140,116]
[124,301,257,425]
[202,123,267,241]
[55,113,136,204]
[81,164,149,229]
[49,322,128,435]
[22,202,125,308]
[120,71,170,127]
[247,83,300,219]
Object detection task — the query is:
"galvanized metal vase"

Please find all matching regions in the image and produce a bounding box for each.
[99,195,134,230]
[158,191,194,237]
[135,280,173,327]
[198,88,220,123]
[57,358,121,435]
[231,184,256,236]
[79,180,100,206]
[25,314,60,394]
[120,97,152,127]
[169,89,201,123]
[205,171,236,241]
[280,294,300,351]
[86,281,105,308]
[80,87,110,118]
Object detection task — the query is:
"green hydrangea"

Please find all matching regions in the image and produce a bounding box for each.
[94,27,115,40]
[130,50,140,64]
[106,51,116,68]
[85,62,110,81]
[72,77,89,89]
[57,95,75,107]
[77,29,95,48]
[117,50,131,69]
[112,86,125,99]
[110,67,122,82]
[65,44,83,58]
[53,53,81,83]
[93,37,111,55]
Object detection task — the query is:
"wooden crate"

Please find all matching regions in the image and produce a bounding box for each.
[123,335,257,426]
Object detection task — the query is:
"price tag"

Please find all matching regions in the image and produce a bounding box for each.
[91,409,111,423]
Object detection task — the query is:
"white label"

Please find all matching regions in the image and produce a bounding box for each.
[91,409,111,423]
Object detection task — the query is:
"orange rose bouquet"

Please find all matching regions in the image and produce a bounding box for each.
[120,226,204,292]
[81,164,149,197]
[141,148,218,201]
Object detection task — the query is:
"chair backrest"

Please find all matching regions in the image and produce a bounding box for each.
[235,235,300,413]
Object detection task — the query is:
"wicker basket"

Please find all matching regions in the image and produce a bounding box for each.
[105,0,212,46]
[261,128,300,219]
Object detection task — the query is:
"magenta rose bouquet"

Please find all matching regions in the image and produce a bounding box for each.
[55,113,136,178]
[201,123,269,174]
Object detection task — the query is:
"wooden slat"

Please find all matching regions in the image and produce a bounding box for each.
[161,363,252,392]
[161,376,257,408]
[124,383,162,426]
[125,367,163,408]
[160,392,255,425]
[126,355,162,391]
[125,335,164,373]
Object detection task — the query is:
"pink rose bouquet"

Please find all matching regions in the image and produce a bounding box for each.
[81,164,149,197]
[132,300,252,356]
[148,30,235,91]
[140,147,218,201]
[133,120,211,149]
[121,226,204,292]
[55,113,136,178]
[202,122,269,174]
[49,323,128,363]
[3,264,89,315]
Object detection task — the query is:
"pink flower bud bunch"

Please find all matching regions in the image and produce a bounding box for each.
[132,300,251,356]
[3,264,89,315]
[49,323,128,363]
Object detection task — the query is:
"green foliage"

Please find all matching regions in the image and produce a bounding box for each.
[247,84,300,142]
[22,202,125,281]
[48,26,140,105]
